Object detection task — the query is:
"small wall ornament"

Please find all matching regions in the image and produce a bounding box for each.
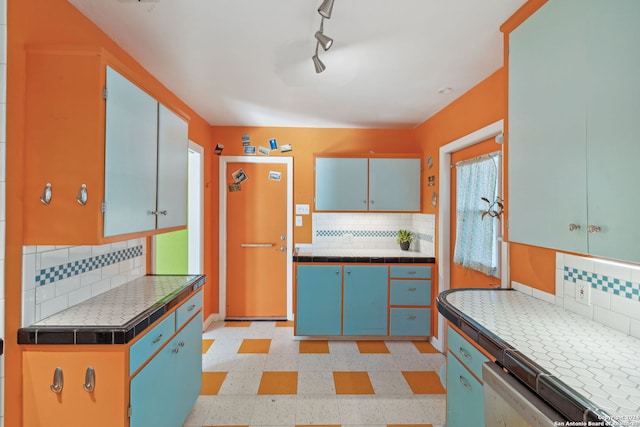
[481,196,504,220]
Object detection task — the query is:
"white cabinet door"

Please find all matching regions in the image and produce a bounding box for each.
[585,0,640,263]
[315,157,368,211]
[369,158,420,211]
[104,66,158,237]
[508,0,588,253]
[157,104,188,229]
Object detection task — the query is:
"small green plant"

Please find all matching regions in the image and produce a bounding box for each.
[396,229,414,244]
[481,196,504,220]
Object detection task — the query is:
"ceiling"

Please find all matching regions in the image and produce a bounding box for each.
[67,0,526,129]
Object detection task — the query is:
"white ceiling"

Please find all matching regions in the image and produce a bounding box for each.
[67,0,526,129]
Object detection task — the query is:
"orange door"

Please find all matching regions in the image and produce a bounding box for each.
[226,162,288,318]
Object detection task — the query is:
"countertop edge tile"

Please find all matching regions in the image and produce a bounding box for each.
[17,274,206,345]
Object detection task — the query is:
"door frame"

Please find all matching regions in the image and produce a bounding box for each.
[434,120,506,352]
[188,141,204,274]
[218,156,294,320]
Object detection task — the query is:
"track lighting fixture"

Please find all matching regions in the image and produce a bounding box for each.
[318,0,335,19]
[311,1,335,73]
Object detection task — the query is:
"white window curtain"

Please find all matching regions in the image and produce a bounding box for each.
[453,154,499,277]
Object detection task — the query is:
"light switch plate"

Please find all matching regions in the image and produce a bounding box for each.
[295,216,303,227]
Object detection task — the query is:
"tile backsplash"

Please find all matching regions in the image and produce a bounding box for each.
[515,252,640,340]
[22,238,146,326]
[312,213,435,255]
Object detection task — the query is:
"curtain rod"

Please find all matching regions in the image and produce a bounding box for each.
[451,150,501,169]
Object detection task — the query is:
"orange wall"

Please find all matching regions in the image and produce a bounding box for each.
[6,2,214,425]
[211,126,420,245]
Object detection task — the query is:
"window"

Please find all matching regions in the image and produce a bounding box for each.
[453,153,501,277]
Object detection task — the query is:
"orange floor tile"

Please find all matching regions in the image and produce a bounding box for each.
[201,372,227,395]
[275,320,294,327]
[258,371,298,394]
[357,340,390,353]
[238,338,271,353]
[401,371,446,394]
[299,340,330,353]
[333,371,375,394]
[412,340,439,353]
[202,339,214,354]
[224,321,252,327]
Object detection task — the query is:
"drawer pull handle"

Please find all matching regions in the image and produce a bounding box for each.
[407,315,417,320]
[152,334,163,344]
[407,271,417,275]
[408,287,417,291]
[83,366,95,393]
[458,347,472,360]
[50,367,63,394]
[187,304,196,312]
[458,375,472,391]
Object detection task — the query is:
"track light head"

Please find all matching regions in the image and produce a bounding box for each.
[312,54,326,73]
[318,0,335,19]
[315,31,333,51]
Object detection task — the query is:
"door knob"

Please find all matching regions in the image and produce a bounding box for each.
[280,235,286,241]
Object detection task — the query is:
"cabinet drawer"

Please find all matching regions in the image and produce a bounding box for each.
[129,313,175,375]
[447,327,488,380]
[390,279,431,305]
[390,266,431,279]
[176,291,202,329]
[389,308,431,336]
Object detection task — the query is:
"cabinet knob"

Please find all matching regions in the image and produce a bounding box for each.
[76,184,88,206]
[40,183,53,205]
[83,366,95,393]
[568,223,581,232]
[50,367,63,394]
[587,225,602,233]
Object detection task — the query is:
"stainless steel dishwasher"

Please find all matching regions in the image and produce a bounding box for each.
[482,362,565,427]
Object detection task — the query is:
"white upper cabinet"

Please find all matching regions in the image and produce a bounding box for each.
[508,0,640,263]
[315,157,421,212]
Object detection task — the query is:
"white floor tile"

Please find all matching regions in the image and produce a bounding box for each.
[297,371,336,395]
[295,395,342,425]
[368,371,413,395]
[250,395,298,425]
[337,396,386,424]
[218,371,261,394]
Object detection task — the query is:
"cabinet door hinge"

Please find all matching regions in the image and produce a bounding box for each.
[127,405,132,418]
[103,87,108,100]
[101,200,107,214]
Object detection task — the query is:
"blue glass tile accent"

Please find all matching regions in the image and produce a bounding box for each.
[36,245,143,287]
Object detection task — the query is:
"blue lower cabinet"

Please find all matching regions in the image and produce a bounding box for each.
[296,265,342,335]
[389,308,430,336]
[343,266,388,335]
[446,351,485,427]
[130,313,202,427]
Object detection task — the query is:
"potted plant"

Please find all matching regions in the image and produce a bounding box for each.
[396,229,414,251]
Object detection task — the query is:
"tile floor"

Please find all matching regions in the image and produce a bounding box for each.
[183,320,447,427]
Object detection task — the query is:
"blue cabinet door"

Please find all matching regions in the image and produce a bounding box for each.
[130,336,174,427]
[296,265,342,335]
[446,353,485,427]
[172,313,203,427]
[343,266,388,335]
[315,158,368,211]
[369,158,420,212]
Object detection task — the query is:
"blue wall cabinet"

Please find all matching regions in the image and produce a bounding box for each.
[296,265,343,335]
[369,158,420,211]
[509,0,640,263]
[315,158,368,211]
[105,67,189,237]
[343,266,388,335]
[315,157,421,212]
